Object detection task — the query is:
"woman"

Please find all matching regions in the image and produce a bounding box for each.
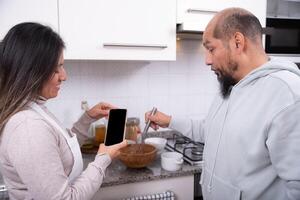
[0,22,127,199]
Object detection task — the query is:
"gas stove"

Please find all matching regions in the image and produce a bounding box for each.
[165,133,204,166]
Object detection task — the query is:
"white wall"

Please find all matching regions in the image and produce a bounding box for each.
[46,40,219,129]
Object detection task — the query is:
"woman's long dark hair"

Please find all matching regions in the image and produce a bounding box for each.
[0,22,65,133]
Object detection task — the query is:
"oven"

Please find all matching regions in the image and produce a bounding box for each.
[0,184,8,199]
[165,133,204,199]
[265,18,300,55]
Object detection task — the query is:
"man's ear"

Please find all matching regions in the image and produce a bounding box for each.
[233,32,245,53]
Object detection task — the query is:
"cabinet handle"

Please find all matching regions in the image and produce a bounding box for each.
[187,9,218,14]
[103,43,167,49]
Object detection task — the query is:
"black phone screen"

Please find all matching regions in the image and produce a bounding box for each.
[104,109,127,146]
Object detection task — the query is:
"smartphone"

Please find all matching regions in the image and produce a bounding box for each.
[104,109,127,146]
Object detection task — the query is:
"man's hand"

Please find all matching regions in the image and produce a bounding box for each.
[145,109,171,130]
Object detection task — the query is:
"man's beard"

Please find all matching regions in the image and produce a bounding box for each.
[218,73,236,99]
[217,61,238,99]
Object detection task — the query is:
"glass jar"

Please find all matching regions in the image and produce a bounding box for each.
[125,117,141,143]
[94,124,106,146]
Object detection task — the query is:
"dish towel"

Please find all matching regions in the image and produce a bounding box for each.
[122,190,176,200]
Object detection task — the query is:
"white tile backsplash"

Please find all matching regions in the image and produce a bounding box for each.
[46,40,219,128]
[168,95,189,118]
[148,95,170,114]
[169,53,189,74]
[148,74,169,96]
[147,62,169,75]
[169,74,188,96]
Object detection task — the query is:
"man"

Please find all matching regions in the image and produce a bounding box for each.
[146,8,300,200]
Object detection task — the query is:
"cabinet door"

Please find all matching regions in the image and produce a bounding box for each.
[234,0,267,27]
[177,0,266,32]
[0,0,58,40]
[59,0,176,61]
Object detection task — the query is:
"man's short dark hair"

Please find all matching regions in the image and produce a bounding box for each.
[213,8,263,43]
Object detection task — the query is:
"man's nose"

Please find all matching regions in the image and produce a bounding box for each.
[205,52,212,66]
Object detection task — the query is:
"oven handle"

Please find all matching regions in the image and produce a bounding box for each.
[122,190,176,200]
[0,184,9,199]
[0,184,7,192]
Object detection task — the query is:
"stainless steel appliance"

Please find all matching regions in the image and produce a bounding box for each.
[0,184,8,199]
[165,132,204,199]
[265,18,300,55]
[165,133,204,166]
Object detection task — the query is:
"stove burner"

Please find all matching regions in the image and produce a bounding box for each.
[166,133,204,166]
[193,141,203,146]
[190,142,204,155]
[175,137,187,144]
[183,146,202,156]
[173,134,188,141]
[172,135,192,149]
[191,147,202,156]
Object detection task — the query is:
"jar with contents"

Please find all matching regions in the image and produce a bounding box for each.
[80,100,95,151]
[94,123,106,146]
[81,101,94,138]
[81,100,106,147]
[125,117,141,143]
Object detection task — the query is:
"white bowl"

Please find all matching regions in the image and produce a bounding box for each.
[161,152,183,171]
[144,137,167,154]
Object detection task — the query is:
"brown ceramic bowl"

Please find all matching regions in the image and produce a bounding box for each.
[119,144,157,168]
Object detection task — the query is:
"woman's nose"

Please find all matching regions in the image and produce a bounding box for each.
[59,67,67,81]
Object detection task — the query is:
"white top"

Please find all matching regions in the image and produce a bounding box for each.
[29,102,83,182]
[0,99,111,200]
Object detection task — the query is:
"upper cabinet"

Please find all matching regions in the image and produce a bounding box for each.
[58,0,176,61]
[177,0,267,32]
[0,0,58,40]
[1,0,267,60]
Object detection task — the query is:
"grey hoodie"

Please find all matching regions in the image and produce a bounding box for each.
[170,57,300,200]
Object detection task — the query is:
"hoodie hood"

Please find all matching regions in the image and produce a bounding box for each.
[235,57,300,88]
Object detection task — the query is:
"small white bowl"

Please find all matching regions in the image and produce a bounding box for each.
[145,137,167,154]
[161,152,183,171]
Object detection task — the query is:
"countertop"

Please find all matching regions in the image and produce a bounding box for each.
[83,130,202,187]
[83,149,201,187]
[0,131,201,194]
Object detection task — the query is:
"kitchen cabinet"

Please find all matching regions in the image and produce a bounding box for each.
[0,0,58,40]
[58,0,176,61]
[93,175,194,200]
[177,0,267,32]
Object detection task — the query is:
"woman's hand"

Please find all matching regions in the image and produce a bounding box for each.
[86,102,116,119]
[98,140,128,159]
[145,109,171,130]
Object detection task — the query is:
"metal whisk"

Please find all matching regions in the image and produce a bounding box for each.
[142,107,157,142]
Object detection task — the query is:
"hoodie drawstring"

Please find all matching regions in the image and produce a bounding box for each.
[207,97,231,192]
